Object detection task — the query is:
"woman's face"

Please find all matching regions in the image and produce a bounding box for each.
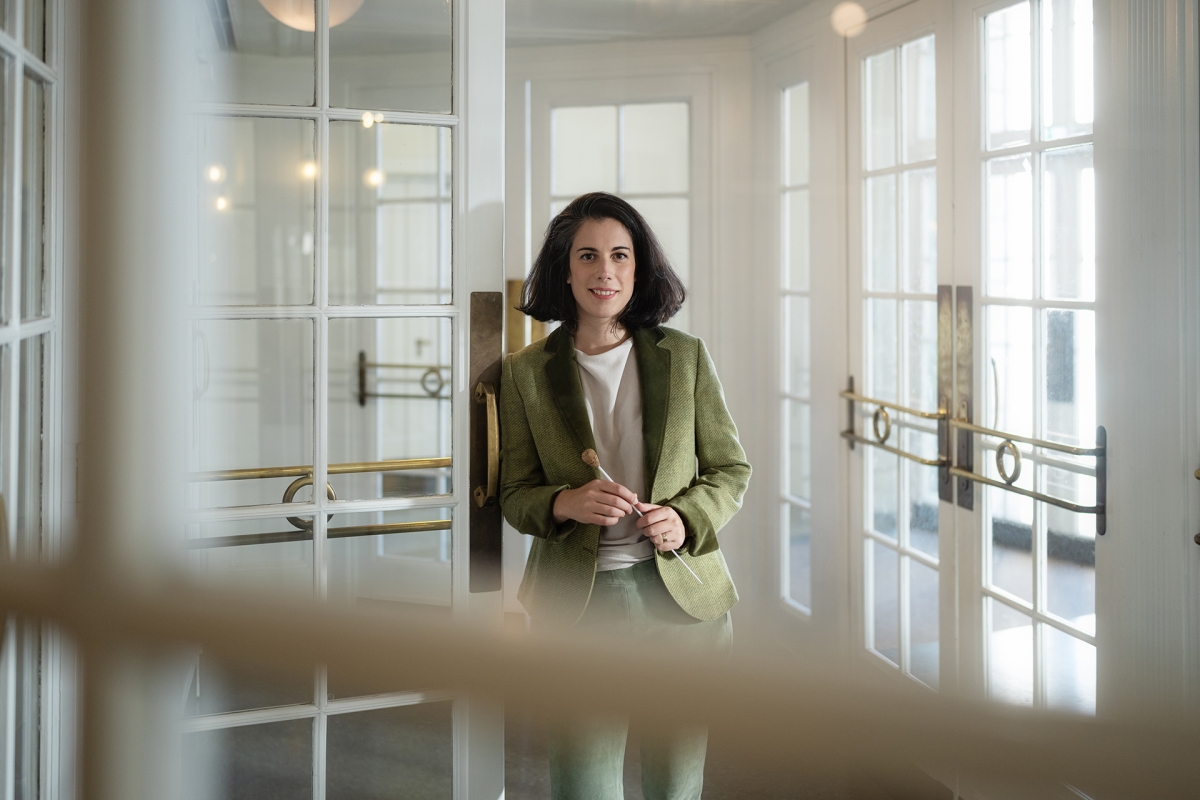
[567,217,636,329]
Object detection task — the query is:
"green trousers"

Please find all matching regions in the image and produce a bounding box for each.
[547,559,732,800]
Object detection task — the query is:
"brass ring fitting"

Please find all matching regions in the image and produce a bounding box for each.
[872,406,892,444]
[996,440,1022,485]
[284,474,337,531]
[421,367,445,397]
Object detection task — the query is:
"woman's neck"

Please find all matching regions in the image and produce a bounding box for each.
[573,317,629,356]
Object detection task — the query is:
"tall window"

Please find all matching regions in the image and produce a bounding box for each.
[1,1,56,798]
[860,34,941,688]
[781,82,811,612]
[549,102,692,330]
[981,0,1096,714]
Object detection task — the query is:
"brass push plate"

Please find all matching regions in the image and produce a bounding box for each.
[470,292,503,592]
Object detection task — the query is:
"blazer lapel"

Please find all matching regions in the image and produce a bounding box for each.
[543,328,597,456]
[634,327,671,499]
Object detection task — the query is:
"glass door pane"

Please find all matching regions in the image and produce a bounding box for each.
[978,0,1097,713]
[854,25,941,689]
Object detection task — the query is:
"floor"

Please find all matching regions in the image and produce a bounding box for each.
[504,710,893,800]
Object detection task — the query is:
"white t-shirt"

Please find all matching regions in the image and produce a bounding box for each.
[574,339,655,571]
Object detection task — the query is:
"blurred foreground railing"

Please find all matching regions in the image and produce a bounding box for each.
[1,562,1198,796]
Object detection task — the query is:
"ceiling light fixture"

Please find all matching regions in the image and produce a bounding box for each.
[258,0,365,33]
[831,2,868,38]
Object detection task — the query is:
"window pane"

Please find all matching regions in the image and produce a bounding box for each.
[183,720,314,800]
[184,650,313,718]
[869,539,899,665]
[327,509,453,697]
[328,318,452,501]
[629,197,689,331]
[326,703,453,800]
[185,518,315,594]
[786,503,811,610]
[12,617,40,800]
[1044,466,1096,634]
[904,299,937,413]
[988,598,1033,706]
[1042,145,1095,301]
[0,57,7,324]
[1042,308,1095,448]
[905,428,939,559]
[985,2,1032,150]
[329,122,452,305]
[864,49,896,170]
[867,297,897,403]
[552,106,617,196]
[21,74,46,321]
[189,319,315,508]
[868,448,898,540]
[621,102,689,194]
[330,0,452,114]
[22,0,44,61]
[17,335,45,555]
[909,557,939,688]
[987,467,1034,604]
[985,154,1033,299]
[900,168,936,294]
[783,188,809,291]
[901,35,936,164]
[194,0,316,107]
[785,295,810,398]
[1043,624,1096,714]
[1041,0,1093,140]
[786,399,810,502]
[865,174,897,292]
[198,117,317,306]
[987,305,1034,438]
[783,82,809,186]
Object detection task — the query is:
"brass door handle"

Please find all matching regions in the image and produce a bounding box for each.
[473,382,499,507]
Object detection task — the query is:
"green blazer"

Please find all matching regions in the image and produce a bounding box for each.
[499,325,752,625]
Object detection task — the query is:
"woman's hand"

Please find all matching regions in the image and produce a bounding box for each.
[553,480,638,526]
[635,503,686,551]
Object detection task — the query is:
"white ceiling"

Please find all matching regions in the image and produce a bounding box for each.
[507,0,817,46]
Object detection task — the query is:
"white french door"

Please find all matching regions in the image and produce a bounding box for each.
[845,0,1101,714]
[181,0,505,798]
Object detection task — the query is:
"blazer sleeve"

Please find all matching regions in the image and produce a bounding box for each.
[498,353,576,540]
[665,340,752,556]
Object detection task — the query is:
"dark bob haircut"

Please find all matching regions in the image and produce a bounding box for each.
[518,192,686,332]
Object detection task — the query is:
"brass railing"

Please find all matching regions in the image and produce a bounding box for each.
[357,350,451,405]
[950,419,1107,534]
[840,380,1107,534]
[839,379,949,468]
[187,457,453,549]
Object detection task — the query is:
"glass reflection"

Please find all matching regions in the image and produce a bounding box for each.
[183,720,314,800]
[330,0,452,114]
[189,319,315,508]
[985,2,1032,150]
[328,318,452,501]
[21,73,46,321]
[325,703,453,799]
[988,598,1033,706]
[864,49,896,170]
[18,335,45,552]
[198,116,317,306]
[1040,0,1093,141]
[194,0,315,107]
[329,122,452,305]
[909,558,939,688]
[870,539,899,665]
[1042,145,1095,301]
[786,503,811,610]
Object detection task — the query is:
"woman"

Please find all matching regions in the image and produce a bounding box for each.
[499,192,751,800]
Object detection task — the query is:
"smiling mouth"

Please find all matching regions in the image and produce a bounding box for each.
[590,288,619,299]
